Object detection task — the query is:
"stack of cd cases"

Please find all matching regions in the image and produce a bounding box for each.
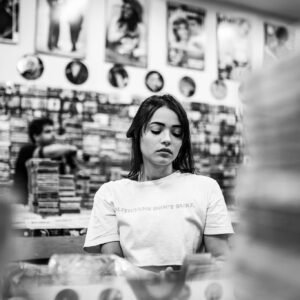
[76,173,90,209]
[59,174,81,214]
[26,159,60,215]
[0,118,11,184]
[10,117,29,174]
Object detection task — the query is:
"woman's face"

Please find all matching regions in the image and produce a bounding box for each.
[176,23,189,41]
[121,3,134,19]
[140,106,183,169]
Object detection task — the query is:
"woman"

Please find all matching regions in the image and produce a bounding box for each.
[169,18,190,66]
[84,94,233,272]
[169,17,204,68]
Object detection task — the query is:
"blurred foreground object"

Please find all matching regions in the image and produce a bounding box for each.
[5,253,234,300]
[0,189,14,300]
[235,53,300,299]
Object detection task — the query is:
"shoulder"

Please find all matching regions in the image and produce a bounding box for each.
[20,144,36,152]
[176,172,220,194]
[18,144,36,158]
[94,179,131,197]
[177,172,217,186]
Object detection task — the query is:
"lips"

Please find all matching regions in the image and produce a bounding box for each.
[157,148,173,155]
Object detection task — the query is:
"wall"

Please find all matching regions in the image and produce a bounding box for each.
[0,0,298,108]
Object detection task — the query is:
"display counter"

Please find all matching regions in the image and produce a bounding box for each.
[11,205,90,261]
[11,205,239,262]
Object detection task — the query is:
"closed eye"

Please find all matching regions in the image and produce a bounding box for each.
[151,130,161,135]
[172,128,183,138]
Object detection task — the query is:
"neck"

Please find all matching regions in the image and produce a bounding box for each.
[139,163,174,181]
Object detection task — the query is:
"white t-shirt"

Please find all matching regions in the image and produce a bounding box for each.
[84,172,234,267]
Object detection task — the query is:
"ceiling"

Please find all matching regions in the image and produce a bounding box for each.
[212,0,300,22]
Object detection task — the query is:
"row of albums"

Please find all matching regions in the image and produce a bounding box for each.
[0,82,243,207]
[1,0,297,87]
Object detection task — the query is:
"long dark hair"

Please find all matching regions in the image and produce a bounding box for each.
[126,94,195,180]
[118,0,143,32]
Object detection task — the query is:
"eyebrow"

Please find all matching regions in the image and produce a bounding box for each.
[149,122,182,128]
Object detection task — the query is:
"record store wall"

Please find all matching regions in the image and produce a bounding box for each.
[0,0,299,108]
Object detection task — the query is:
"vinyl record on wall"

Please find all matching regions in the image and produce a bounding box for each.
[145,71,164,92]
[210,79,227,100]
[204,282,223,300]
[108,64,129,88]
[179,76,196,97]
[55,289,79,300]
[65,60,88,85]
[99,288,123,300]
[17,54,44,80]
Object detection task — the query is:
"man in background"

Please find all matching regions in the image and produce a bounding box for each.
[13,117,78,205]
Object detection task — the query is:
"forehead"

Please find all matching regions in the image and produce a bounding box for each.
[149,107,181,125]
[188,19,198,24]
[42,125,54,131]
[178,22,188,28]
[122,3,132,9]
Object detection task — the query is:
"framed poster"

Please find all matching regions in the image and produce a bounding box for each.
[0,0,19,44]
[105,0,148,68]
[167,2,206,70]
[35,0,88,58]
[217,14,251,81]
[264,23,295,65]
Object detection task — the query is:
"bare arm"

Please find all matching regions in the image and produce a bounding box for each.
[84,242,159,278]
[84,241,124,257]
[33,144,77,159]
[204,234,230,262]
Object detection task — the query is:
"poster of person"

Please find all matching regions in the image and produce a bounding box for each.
[35,0,88,58]
[167,2,206,70]
[264,23,295,65]
[0,0,19,44]
[105,0,148,68]
[217,14,251,81]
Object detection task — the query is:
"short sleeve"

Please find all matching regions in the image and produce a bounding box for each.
[204,180,234,235]
[84,183,120,249]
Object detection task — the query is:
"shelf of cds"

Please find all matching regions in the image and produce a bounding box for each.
[0,82,244,212]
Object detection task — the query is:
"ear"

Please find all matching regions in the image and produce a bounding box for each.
[33,133,39,143]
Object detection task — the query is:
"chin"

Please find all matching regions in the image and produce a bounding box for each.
[154,159,173,166]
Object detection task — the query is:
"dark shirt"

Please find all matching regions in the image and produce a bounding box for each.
[13,144,36,205]
[13,144,78,205]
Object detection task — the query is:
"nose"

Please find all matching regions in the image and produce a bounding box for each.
[161,129,171,146]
